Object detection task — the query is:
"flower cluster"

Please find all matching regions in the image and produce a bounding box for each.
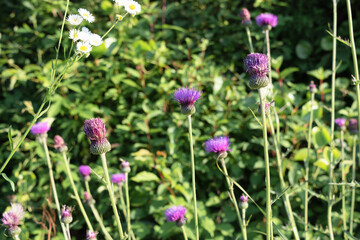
[244,53,269,89]
[165,206,187,227]
[204,136,231,159]
[256,13,278,29]
[114,0,141,15]
[1,203,25,237]
[173,87,202,115]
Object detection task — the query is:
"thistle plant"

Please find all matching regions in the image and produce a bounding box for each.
[165,206,188,240]
[86,230,98,240]
[173,87,201,240]
[205,136,247,240]
[349,118,358,234]
[244,53,272,239]
[1,203,25,240]
[61,205,73,240]
[240,8,254,53]
[239,195,249,237]
[83,118,125,239]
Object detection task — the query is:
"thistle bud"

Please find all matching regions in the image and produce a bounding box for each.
[309,81,317,93]
[349,118,358,135]
[61,205,73,224]
[83,118,111,155]
[240,8,252,26]
[79,165,92,181]
[86,230,98,240]
[239,195,249,210]
[244,53,269,89]
[121,161,131,173]
[54,135,68,152]
[335,118,346,131]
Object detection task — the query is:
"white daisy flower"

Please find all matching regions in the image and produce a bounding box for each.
[89,34,103,46]
[67,14,83,25]
[124,0,141,15]
[78,8,95,23]
[78,27,93,42]
[69,29,80,41]
[77,41,92,53]
[115,0,129,7]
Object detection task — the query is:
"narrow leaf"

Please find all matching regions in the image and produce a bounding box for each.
[8,126,13,150]
[2,173,15,192]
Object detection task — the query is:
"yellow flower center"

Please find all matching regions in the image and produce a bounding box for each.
[83,13,89,17]
[74,34,78,38]
[129,4,136,10]
[74,19,77,22]
[80,46,87,51]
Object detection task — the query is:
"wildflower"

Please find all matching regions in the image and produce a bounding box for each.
[67,14,83,26]
[309,81,317,93]
[61,205,73,224]
[1,203,25,237]
[335,118,346,130]
[115,0,128,7]
[121,161,131,173]
[78,8,95,23]
[111,173,125,185]
[165,206,186,227]
[53,135,68,153]
[79,165,92,181]
[84,192,93,203]
[116,14,124,21]
[240,8,251,26]
[349,118,358,135]
[69,29,80,42]
[77,41,92,54]
[31,122,50,136]
[256,13,278,29]
[204,136,231,159]
[86,230,98,240]
[83,118,111,155]
[89,34,103,46]
[124,0,141,15]
[173,87,202,115]
[239,195,249,210]
[258,101,272,115]
[244,53,269,89]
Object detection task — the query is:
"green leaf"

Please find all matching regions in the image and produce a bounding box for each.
[280,67,299,79]
[2,173,15,192]
[307,67,332,80]
[296,40,313,59]
[312,126,331,148]
[293,148,315,161]
[271,55,283,69]
[216,223,234,237]
[131,171,160,182]
[314,158,329,172]
[201,216,216,237]
[8,126,13,150]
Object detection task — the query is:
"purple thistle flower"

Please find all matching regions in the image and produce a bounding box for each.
[86,230,98,240]
[239,195,249,209]
[204,136,231,154]
[84,192,92,203]
[256,13,278,29]
[83,118,111,155]
[173,87,202,115]
[79,165,92,180]
[240,8,251,26]
[244,53,269,89]
[111,173,126,185]
[349,118,358,135]
[30,122,50,135]
[121,161,131,173]
[309,81,317,93]
[1,203,25,231]
[61,205,73,224]
[165,206,186,226]
[53,135,68,152]
[335,118,346,129]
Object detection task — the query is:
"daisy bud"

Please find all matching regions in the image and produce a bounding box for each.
[349,118,358,135]
[121,161,131,173]
[256,13,278,30]
[335,118,346,131]
[204,136,231,159]
[111,173,126,185]
[53,135,68,153]
[83,118,111,155]
[165,206,187,227]
[173,87,202,116]
[61,205,73,224]
[86,230,98,240]
[239,195,249,210]
[79,165,92,181]
[240,8,252,26]
[309,81,317,93]
[244,53,269,89]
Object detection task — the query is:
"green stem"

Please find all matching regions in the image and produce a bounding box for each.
[187,115,199,240]
[61,152,94,231]
[220,158,247,240]
[118,184,128,218]
[259,88,272,240]
[349,135,357,234]
[41,138,69,240]
[328,1,337,239]
[100,153,125,240]
[265,29,272,85]
[245,26,254,54]
[305,92,315,239]
[66,223,71,240]
[181,226,188,240]
[102,19,120,39]
[341,130,348,239]
[125,173,134,240]
[242,208,248,238]
[267,115,300,240]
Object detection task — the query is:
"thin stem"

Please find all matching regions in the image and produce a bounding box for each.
[41,138,69,240]
[187,115,199,240]
[66,223,71,240]
[181,226,188,240]
[267,116,300,240]
[118,184,128,218]
[328,1,337,239]
[305,91,315,239]
[125,173,134,240]
[259,88,272,240]
[220,158,247,240]
[102,18,120,39]
[265,29,272,85]
[245,26,254,54]
[242,208,247,238]
[340,130,347,239]
[274,110,280,143]
[100,153,125,240]
[349,135,357,234]
[61,152,94,231]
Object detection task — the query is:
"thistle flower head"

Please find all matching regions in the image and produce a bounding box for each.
[1,203,25,232]
[124,0,141,15]
[335,118,346,129]
[204,136,231,159]
[79,165,92,180]
[240,8,251,26]
[349,118,358,135]
[83,118,111,155]
[256,13,278,29]
[78,8,95,23]
[309,81,317,93]
[244,53,269,89]
[173,87,202,115]
[61,205,73,224]
[53,135,68,152]
[121,161,131,173]
[239,195,249,210]
[165,206,187,227]
[86,230,98,240]
[111,173,126,185]
[31,122,50,136]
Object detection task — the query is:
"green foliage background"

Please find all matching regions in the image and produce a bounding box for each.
[1,0,360,239]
